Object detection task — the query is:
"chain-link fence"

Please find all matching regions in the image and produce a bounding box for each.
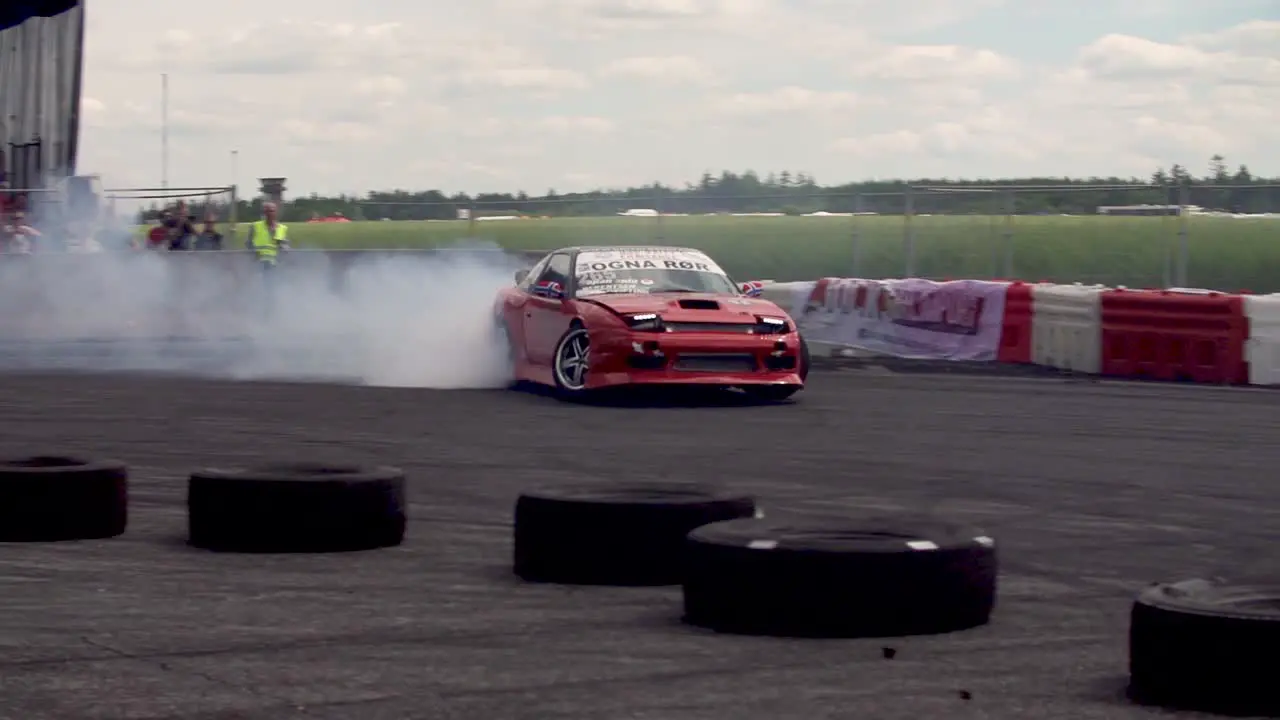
[276,182,1280,291]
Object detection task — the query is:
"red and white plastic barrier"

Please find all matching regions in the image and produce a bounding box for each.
[756,277,1280,387]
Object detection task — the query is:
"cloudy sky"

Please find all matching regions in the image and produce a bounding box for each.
[78,0,1279,196]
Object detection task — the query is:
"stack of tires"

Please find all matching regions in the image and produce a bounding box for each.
[512,481,998,638]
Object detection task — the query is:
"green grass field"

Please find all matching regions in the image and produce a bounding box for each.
[276,215,1280,291]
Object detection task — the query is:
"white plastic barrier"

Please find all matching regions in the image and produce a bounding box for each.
[1243,294,1280,385]
[1030,283,1105,374]
[754,280,854,356]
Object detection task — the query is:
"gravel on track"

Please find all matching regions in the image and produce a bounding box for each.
[0,370,1276,720]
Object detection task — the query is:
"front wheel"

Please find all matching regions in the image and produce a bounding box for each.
[552,326,592,398]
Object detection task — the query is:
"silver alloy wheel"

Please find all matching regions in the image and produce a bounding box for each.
[554,328,590,391]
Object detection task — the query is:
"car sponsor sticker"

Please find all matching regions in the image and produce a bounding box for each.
[578,271,622,285]
[578,283,646,296]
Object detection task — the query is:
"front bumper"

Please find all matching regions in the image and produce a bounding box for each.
[588,328,805,388]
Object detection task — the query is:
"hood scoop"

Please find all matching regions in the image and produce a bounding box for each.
[676,298,721,310]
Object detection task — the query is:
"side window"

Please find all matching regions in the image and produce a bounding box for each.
[538,253,571,287]
[520,257,549,290]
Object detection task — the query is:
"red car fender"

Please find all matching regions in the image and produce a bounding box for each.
[572,302,629,363]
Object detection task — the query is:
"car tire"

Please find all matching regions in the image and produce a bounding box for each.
[514,482,758,585]
[187,463,407,553]
[1128,578,1280,714]
[551,325,592,399]
[0,456,128,542]
[494,316,521,386]
[682,514,998,637]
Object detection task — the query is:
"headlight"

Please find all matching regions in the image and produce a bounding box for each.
[627,313,664,331]
[754,316,790,333]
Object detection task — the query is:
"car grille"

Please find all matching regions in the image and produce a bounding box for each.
[663,322,755,333]
[673,354,757,373]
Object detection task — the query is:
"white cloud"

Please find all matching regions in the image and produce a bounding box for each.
[1078,34,1280,85]
[848,45,1020,82]
[598,55,718,84]
[71,0,1279,196]
[456,67,590,92]
[712,86,863,114]
[540,115,616,133]
[1184,19,1280,59]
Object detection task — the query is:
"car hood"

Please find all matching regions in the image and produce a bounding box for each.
[580,292,789,321]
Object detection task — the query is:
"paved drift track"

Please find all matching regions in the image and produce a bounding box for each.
[1,370,1277,720]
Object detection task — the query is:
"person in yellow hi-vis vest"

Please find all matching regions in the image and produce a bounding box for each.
[245,201,290,269]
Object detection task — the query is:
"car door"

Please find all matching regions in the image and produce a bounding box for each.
[503,256,548,356]
[522,252,575,365]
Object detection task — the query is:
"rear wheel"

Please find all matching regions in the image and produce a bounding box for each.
[494,316,518,362]
[553,326,591,398]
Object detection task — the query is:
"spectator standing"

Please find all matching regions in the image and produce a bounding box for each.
[246,202,289,268]
[164,202,197,250]
[4,211,41,253]
[193,219,223,250]
[139,213,170,250]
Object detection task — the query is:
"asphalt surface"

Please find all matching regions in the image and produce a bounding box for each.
[1,369,1278,720]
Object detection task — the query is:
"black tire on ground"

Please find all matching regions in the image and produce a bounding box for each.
[1129,578,1280,714]
[0,456,128,542]
[682,515,998,637]
[514,482,758,585]
[187,464,407,553]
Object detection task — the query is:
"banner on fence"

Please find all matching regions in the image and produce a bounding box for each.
[785,277,1008,360]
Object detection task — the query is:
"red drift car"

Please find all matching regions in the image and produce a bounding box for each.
[494,245,809,401]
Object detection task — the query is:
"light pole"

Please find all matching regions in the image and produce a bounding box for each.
[230,149,240,229]
[160,73,169,190]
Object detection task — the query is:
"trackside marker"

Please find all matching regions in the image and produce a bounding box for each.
[974,536,994,546]
[747,540,779,550]
[906,540,939,550]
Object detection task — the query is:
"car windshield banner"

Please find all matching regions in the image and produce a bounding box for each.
[575,248,726,276]
[785,277,1008,361]
[574,248,733,296]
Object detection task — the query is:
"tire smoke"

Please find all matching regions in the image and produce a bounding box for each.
[0,239,525,389]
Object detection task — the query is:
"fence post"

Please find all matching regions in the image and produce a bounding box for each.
[1176,182,1190,287]
[653,193,665,242]
[467,199,477,237]
[850,192,864,277]
[903,186,916,277]
[229,183,238,230]
[1001,189,1015,279]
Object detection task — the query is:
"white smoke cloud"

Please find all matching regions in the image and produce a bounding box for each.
[0,234,526,389]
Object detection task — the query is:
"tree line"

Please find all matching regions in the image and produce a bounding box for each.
[141,157,1280,223]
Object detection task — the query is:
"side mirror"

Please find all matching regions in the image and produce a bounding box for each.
[532,281,565,300]
[514,269,528,284]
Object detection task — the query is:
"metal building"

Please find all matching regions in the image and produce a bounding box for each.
[0,0,86,191]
